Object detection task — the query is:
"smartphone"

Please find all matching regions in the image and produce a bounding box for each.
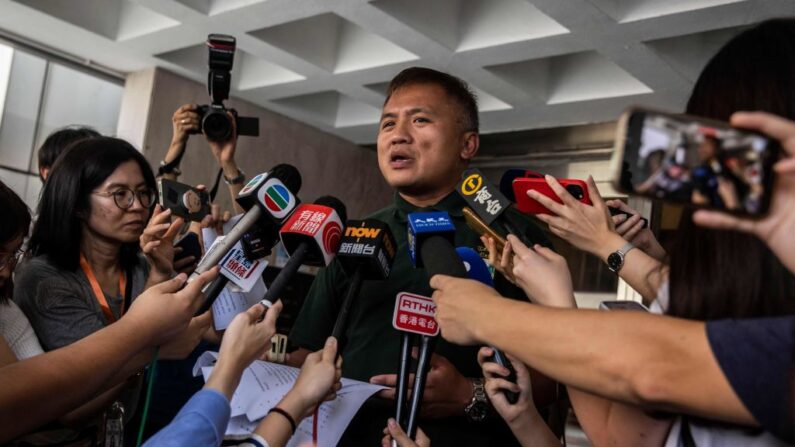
[513,178,592,215]
[462,207,506,253]
[158,179,211,221]
[174,232,202,263]
[611,107,779,216]
[599,300,650,312]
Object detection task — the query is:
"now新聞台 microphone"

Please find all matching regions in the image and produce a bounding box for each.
[192,164,301,313]
[401,211,467,439]
[331,219,396,352]
[456,246,519,404]
[259,196,347,306]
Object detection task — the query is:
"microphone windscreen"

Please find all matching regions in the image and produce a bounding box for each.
[314,195,348,223]
[420,236,467,279]
[269,164,302,193]
[456,247,494,287]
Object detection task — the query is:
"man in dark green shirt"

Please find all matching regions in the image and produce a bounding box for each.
[289,67,552,445]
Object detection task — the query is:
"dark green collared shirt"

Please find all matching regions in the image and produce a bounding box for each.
[290,191,552,446]
[291,191,551,380]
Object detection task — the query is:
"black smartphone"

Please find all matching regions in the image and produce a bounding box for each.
[612,107,779,216]
[599,300,650,312]
[158,179,211,222]
[174,232,202,263]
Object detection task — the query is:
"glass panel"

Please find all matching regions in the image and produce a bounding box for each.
[0,49,47,173]
[33,62,123,172]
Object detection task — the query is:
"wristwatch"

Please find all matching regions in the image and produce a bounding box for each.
[607,242,636,273]
[464,378,489,422]
[223,168,246,185]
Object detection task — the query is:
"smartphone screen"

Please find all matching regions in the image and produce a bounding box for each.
[615,109,778,215]
[599,300,650,312]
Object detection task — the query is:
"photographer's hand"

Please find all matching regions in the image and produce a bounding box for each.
[162,104,200,180]
[205,114,244,213]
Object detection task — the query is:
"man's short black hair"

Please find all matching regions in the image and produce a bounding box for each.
[385,67,479,133]
[37,126,101,172]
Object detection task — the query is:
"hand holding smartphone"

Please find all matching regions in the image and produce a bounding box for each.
[611,107,779,216]
[157,179,211,222]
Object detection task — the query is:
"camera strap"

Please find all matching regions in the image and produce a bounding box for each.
[208,167,223,202]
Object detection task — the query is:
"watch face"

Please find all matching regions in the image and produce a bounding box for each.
[607,252,622,272]
[467,401,489,422]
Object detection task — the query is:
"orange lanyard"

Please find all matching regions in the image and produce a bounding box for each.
[79,253,127,324]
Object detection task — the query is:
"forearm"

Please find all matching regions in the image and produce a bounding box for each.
[476,300,754,425]
[510,410,561,447]
[595,234,666,301]
[255,391,310,447]
[567,387,670,447]
[221,159,244,214]
[60,381,128,428]
[159,140,187,181]
[204,359,243,401]
[0,319,151,442]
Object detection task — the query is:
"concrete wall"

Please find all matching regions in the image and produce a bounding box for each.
[118,67,393,219]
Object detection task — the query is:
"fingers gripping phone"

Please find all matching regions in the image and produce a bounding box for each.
[158,179,211,222]
[611,107,779,216]
[513,178,592,215]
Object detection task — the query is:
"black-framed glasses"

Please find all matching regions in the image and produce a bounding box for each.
[93,187,156,210]
[0,248,23,272]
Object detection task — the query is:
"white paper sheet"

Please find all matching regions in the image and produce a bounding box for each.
[201,216,269,330]
[193,352,386,447]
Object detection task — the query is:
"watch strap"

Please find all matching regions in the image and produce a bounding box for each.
[617,242,636,257]
[223,168,246,185]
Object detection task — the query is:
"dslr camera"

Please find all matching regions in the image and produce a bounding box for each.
[194,34,259,142]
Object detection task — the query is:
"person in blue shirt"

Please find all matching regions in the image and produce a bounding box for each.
[145,300,343,447]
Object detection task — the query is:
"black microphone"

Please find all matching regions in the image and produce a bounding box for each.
[194,164,302,314]
[260,196,347,306]
[332,219,396,353]
[403,211,466,439]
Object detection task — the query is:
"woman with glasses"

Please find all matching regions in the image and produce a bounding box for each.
[13,137,207,444]
[0,181,43,366]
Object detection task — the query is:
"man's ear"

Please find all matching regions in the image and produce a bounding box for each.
[460,131,479,161]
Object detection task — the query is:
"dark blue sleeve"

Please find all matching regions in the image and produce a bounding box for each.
[706,316,795,442]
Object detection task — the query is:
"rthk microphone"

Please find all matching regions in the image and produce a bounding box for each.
[401,211,467,439]
[260,197,347,306]
[456,247,519,404]
[332,219,396,352]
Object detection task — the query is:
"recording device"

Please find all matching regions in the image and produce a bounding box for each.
[456,247,519,405]
[513,177,591,215]
[612,107,779,216]
[462,207,506,254]
[501,169,646,227]
[174,232,202,263]
[190,164,301,314]
[401,211,468,438]
[599,300,650,312]
[192,34,259,141]
[332,219,397,352]
[259,197,347,306]
[157,179,211,222]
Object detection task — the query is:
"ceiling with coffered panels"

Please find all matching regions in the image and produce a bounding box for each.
[0,0,792,144]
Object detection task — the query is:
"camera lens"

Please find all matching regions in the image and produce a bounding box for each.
[565,184,584,200]
[202,110,232,141]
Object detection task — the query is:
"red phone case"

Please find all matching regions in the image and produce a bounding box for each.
[513,178,591,214]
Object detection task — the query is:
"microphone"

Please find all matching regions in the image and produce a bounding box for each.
[259,196,347,306]
[332,219,396,352]
[456,247,519,404]
[192,164,301,278]
[403,211,467,438]
[458,168,528,245]
[193,164,301,314]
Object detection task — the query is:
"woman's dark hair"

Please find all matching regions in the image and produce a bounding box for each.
[668,18,795,320]
[28,137,156,271]
[0,181,31,303]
